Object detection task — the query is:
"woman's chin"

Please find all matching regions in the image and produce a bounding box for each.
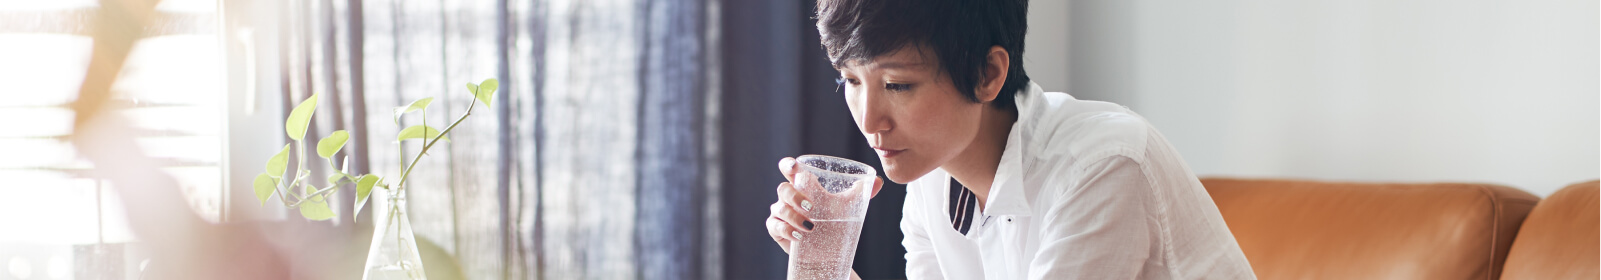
[881,163,928,184]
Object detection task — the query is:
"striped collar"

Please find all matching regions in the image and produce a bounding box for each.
[948,178,979,234]
[942,82,1044,221]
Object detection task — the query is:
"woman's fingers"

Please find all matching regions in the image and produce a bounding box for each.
[776,182,815,218]
[777,157,799,183]
[769,156,817,255]
[767,216,794,240]
[770,197,814,232]
[766,216,796,253]
[870,176,884,198]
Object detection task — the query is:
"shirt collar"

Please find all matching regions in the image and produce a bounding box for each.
[980,81,1047,216]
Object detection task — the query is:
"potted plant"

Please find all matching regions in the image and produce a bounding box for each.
[249,78,498,280]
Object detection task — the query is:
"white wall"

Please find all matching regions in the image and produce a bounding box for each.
[1027,0,1598,196]
[1024,0,1071,92]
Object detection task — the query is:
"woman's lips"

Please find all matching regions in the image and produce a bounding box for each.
[874,148,905,158]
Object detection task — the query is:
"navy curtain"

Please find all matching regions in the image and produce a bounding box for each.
[719,1,909,279]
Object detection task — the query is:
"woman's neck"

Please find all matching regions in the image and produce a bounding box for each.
[942,106,1017,207]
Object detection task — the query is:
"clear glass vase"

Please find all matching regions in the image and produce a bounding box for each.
[361,188,428,280]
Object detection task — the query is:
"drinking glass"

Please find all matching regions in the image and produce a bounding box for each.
[786,155,877,280]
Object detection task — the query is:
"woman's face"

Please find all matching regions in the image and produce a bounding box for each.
[837,46,985,184]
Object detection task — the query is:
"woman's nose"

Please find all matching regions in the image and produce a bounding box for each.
[855,89,891,135]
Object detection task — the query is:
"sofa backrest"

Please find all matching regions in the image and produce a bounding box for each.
[1201,178,1539,280]
[1498,180,1598,280]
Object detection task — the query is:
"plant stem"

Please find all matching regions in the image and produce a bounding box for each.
[393,99,478,191]
[270,142,308,207]
[275,139,311,205]
[388,199,403,261]
[274,169,309,207]
[288,184,339,207]
[273,180,295,207]
[327,157,354,185]
[287,157,350,208]
[297,137,307,190]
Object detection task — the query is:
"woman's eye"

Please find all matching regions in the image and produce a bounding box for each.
[885,83,912,92]
[836,77,861,86]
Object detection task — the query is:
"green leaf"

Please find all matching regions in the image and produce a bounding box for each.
[472,78,498,108]
[285,93,319,140]
[299,187,336,220]
[317,130,350,158]
[353,175,379,221]
[327,174,344,185]
[252,173,276,205]
[396,125,449,142]
[265,144,290,178]
[393,97,435,124]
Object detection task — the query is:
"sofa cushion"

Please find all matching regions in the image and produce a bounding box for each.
[1201,178,1539,280]
[1499,180,1598,280]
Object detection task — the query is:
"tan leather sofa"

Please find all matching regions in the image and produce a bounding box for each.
[1500,181,1599,280]
[1201,178,1599,280]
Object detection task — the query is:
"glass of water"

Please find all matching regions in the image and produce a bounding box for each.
[787,155,877,280]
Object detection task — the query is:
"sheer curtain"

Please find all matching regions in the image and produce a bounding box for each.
[231,0,720,279]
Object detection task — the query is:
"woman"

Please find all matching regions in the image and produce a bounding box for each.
[764,0,1257,279]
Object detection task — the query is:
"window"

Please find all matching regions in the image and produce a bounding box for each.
[0,0,223,278]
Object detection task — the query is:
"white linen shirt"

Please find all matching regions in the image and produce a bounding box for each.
[900,82,1256,280]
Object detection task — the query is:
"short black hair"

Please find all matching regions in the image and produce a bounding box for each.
[815,0,1030,110]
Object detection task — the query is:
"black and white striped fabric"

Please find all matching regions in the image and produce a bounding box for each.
[948,178,979,234]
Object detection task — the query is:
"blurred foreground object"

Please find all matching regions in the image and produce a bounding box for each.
[1200,178,1540,279]
[67,0,290,278]
[1499,180,1599,280]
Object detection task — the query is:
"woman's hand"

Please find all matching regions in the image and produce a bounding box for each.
[765,157,884,254]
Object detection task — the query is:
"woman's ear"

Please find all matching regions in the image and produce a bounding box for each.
[976,46,1010,103]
